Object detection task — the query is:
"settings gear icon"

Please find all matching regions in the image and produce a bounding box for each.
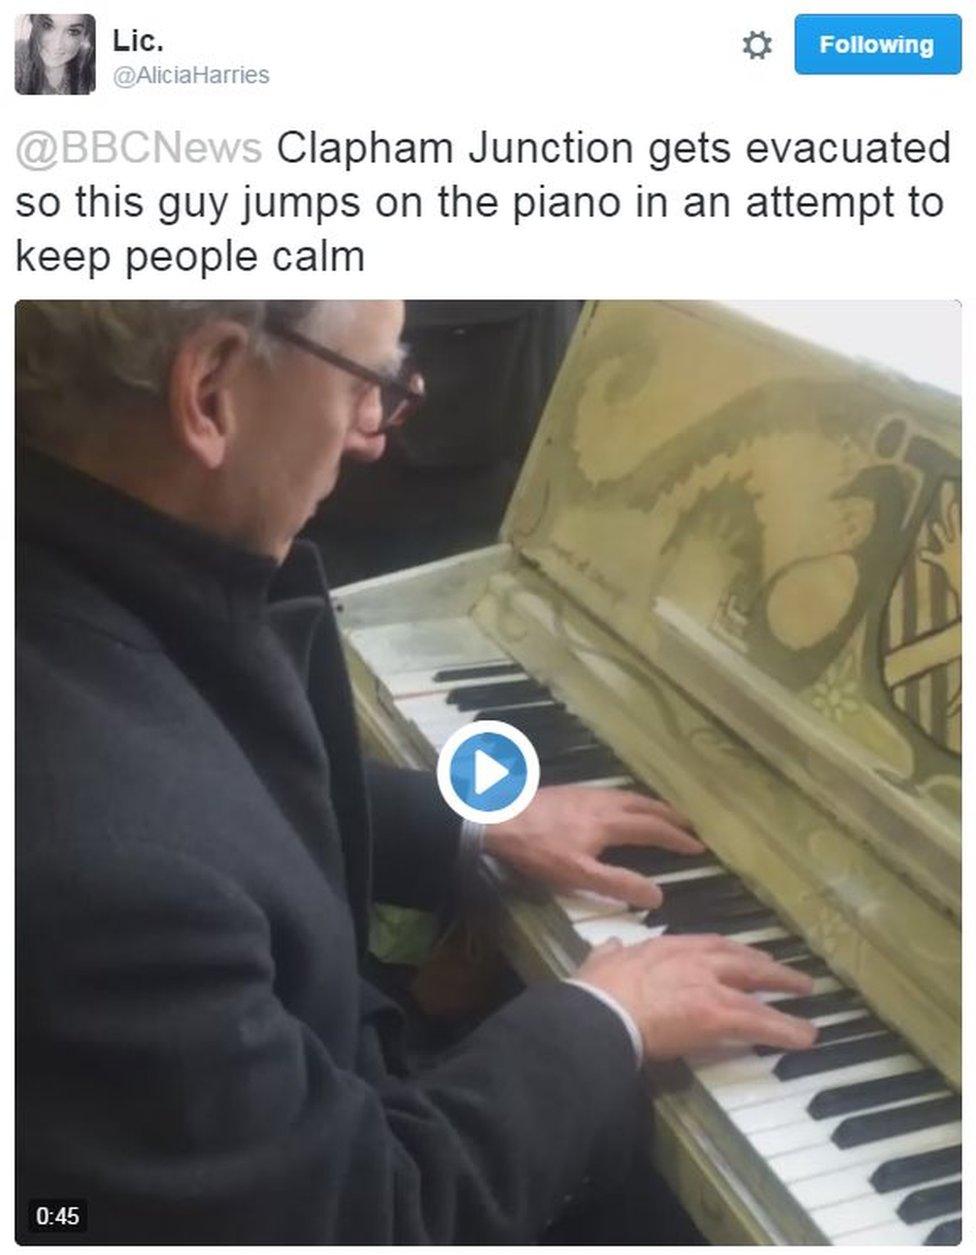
[743,30,773,59]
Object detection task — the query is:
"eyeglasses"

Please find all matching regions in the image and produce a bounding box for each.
[266,320,424,432]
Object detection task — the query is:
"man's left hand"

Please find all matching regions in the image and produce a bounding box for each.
[485,787,704,909]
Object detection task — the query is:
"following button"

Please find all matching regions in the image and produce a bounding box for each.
[795,13,962,74]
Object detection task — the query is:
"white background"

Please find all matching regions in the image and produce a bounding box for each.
[4,0,971,1247]
[3,0,973,297]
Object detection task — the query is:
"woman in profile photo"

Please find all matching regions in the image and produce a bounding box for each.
[15,13,95,95]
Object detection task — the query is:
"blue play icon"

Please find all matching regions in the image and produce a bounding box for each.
[436,721,541,824]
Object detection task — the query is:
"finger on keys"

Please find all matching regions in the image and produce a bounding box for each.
[718,987,819,1051]
[603,812,705,854]
[711,948,815,996]
[570,856,663,910]
[616,792,697,832]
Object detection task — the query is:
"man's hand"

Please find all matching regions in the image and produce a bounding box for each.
[576,934,818,1060]
[485,786,704,908]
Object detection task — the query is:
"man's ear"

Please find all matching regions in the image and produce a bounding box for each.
[167,320,252,470]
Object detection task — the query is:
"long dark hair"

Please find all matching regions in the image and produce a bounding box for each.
[18,14,95,94]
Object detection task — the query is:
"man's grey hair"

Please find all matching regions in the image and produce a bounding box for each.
[15,300,351,449]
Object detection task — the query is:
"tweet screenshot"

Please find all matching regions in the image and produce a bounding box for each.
[6,0,970,1246]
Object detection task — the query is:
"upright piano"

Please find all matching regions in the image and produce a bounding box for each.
[334,301,962,1245]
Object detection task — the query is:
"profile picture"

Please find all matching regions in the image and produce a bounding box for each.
[14,13,95,94]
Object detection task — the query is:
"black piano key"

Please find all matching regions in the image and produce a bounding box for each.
[481,707,592,742]
[481,711,598,758]
[541,763,621,787]
[541,747,627,785]
[603,847,717,876]
[432,662,524,682]
[478,702,567,729]
[750,935,810,962]
[723,910,781,936]
[491,705,585,735]
[645,896,751,930]
[672,880,754,914]
[832,1094,961,1150]
[898,1180,962,1225]
[539,743,620,771]
[775,1031,902,1082]
[924,1218,962,1245]
[787,955,832,978]
[772,988,862,1019]
[637,872,741,917]
[871,1145,962,1194]
[450,678,550,711]
[529,733,590,758]
[755,1013,885,1059]
[537,741,621,769]
[807,1065,942,1118]
[667,910,777,937]
[645,888,763,930]
[616,780,662,799]
[531,727,600,759]
[646,871,739,905]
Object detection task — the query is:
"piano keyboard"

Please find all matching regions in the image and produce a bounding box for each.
[351,619,963,1246]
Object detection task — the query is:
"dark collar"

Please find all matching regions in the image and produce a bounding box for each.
[16,447,329,641]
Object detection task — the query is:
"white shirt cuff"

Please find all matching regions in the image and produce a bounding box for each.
[564,979,643,1066]
[455,819,487,894]
[459,818,487,857]
[457,823,642,1065]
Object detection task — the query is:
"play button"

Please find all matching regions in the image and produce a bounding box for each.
[474,749,508,795]
[436,720,540,824]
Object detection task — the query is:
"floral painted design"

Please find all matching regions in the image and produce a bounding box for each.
[809,652,861,724]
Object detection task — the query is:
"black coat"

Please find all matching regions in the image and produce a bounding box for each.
[16,451,639,1244]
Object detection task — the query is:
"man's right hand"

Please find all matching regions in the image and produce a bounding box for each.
[575,934,818,1061]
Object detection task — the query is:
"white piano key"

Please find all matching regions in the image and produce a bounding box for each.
[394,697,478,748]
[651,864,725,886]
[383,663,525,699]
[759,974,842,1004]
[575,915,667,947]
[693,1007,872,1078]
[833,1211,960,1245]
[396,694,472,724]
[771,1119,963,1185]
[729,1015,906,1135]
[750,1091,951,1158]
[790,1158,889,1211]
[397,688,542,729]
[399,696,571,752]
[431,673,541,701]
[691,976,849,1086]
[790,1139,958,1211]
[724,924,791,946]
[705,1054,920,1115]
[556,890,634,922]
[813,1173,959,1239]
[570,869,728,936]
[575,912,789,956]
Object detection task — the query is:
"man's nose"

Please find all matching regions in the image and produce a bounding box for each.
[357,386,384,436]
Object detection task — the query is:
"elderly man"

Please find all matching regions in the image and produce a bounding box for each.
[16,300,814,1244]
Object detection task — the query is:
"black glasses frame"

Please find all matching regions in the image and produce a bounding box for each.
[266,321,423,431]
